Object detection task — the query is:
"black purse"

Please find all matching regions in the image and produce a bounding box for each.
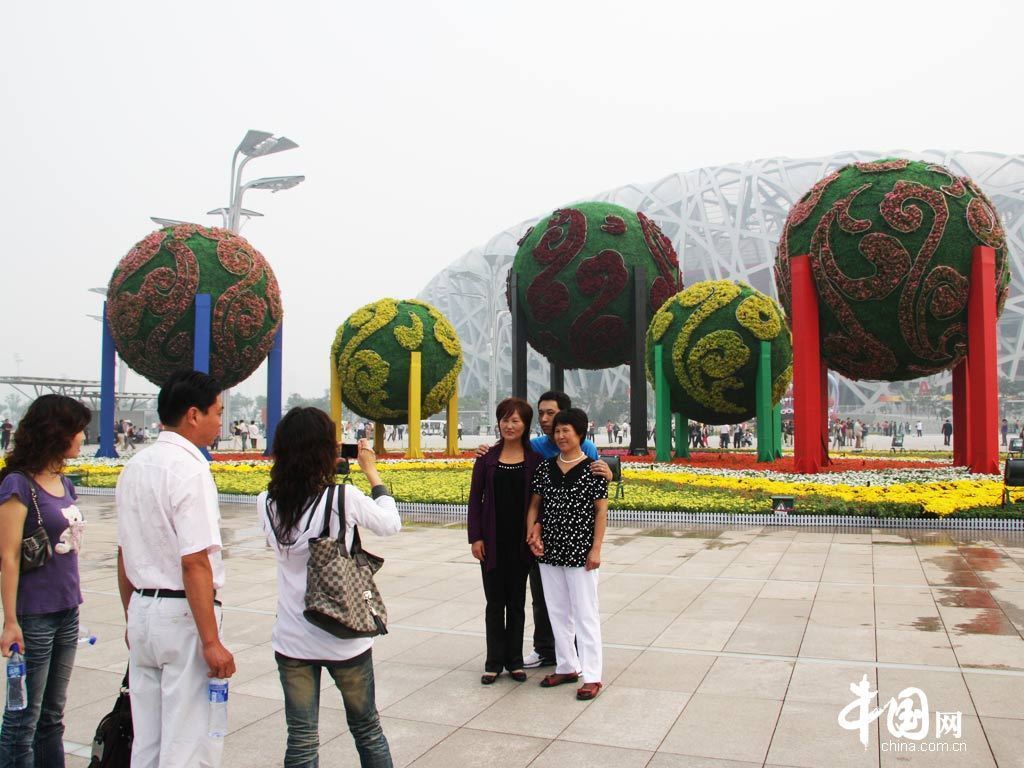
[14,473,52,573]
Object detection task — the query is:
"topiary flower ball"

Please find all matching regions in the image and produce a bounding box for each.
[510,201,682,369]
[775,159,1009,381]
[645,281,793,424]
[332,298,462,424]
[106,224,282,389]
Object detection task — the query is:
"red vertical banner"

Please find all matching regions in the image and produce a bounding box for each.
[967,246,999,474]
[952,360,969,467]
[791,255,824,474]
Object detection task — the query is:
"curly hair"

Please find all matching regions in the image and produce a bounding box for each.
[0,395,91,481]
[267,408,338,546]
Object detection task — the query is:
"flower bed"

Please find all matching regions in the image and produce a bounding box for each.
[46,454,1020,519]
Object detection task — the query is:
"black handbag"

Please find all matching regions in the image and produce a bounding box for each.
[89,671,132,767]
[13,473,52,573]
[303,485,389,638]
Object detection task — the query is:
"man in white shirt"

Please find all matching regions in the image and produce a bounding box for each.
[247,420,261,452]
[116,370,235,768]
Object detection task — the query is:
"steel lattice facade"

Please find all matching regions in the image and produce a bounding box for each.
[419,150,1024,413]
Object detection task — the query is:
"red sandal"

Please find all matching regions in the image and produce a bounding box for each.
[540,672,579,688]
[576,682,602,700]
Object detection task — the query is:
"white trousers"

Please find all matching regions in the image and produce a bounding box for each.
[538,563,603,683]
[127,594,224,768]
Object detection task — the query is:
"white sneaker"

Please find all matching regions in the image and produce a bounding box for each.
[523,651,543,669]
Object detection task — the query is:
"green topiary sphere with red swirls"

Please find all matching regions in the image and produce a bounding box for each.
[106,225,282,389]
[510,202,682,369]
[775,159,1009,381]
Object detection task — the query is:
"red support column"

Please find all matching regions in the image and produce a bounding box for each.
[967,245,999,474]
[820,363,830,466]
[952,360,969,467]
[791,255,825,474]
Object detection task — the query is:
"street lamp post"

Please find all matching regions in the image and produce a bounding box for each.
[144,130,302,452]
[222,131,302,452]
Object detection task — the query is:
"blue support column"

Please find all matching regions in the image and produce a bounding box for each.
[96,302,119,458]
[193,294,211,373]
[264,321,283,457]
[193,294,212,460]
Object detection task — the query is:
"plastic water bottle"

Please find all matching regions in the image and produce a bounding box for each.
[6,644,27,712]
[78,628,97,646]
[208,678,228,737]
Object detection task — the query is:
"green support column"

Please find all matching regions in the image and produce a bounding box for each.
[654,344,672,463]
[772,402,783,459]
[674,412,689,459]
[756,340,774,462]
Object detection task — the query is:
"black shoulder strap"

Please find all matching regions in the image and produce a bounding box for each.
[318,484,337,538]
[335,483,346,543]
[334,484,361,558]
[11,471,43,528]
[300,487,328,534]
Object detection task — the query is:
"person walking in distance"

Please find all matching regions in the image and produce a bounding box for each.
[116,370,235,768]
[0,418,12,452]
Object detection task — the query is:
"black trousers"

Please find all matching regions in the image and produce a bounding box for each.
[528,562,556,662]
[481,559,530,673]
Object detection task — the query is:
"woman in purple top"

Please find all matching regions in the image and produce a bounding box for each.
[467,397,541,685]
[0,394,91,768]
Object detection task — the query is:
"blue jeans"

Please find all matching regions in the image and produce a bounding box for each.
[276,650,392,768]
[0,607,79,768]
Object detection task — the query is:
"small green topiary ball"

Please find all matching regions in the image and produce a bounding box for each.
[106,224,282,389]
[510,201,682,369]
[775,159,1009,381]
[332,298,462,424]
[646,281,793,424]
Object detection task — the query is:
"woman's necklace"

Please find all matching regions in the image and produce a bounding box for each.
[557,452,586,464]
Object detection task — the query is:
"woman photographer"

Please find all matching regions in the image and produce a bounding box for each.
[257,407,400,768]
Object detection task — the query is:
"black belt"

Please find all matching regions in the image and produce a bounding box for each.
[135,588,221,606]
[135,588,187,598]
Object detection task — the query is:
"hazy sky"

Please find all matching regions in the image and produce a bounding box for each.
[2,0,1020,402]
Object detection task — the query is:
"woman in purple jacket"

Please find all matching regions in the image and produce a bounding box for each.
[467,397,541,685]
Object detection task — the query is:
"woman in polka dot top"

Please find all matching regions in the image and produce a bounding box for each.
[526,407,608,701]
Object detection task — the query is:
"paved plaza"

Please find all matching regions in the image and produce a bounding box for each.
[61,495,1023,767]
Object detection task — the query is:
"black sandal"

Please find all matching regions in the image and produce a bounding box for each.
[509,669,527,682]
[481,672,500,685]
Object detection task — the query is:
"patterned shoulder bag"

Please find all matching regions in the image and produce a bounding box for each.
[303,484,388,638]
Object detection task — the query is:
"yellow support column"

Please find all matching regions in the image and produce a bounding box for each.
[407,351,424,459]
[374,422,385,455]
[445,381,459,457]
[330,354,343,443]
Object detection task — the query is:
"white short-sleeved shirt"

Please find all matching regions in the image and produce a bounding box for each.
[247,423,260,439]
[116,431,225,590]
[257,483,401,661]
